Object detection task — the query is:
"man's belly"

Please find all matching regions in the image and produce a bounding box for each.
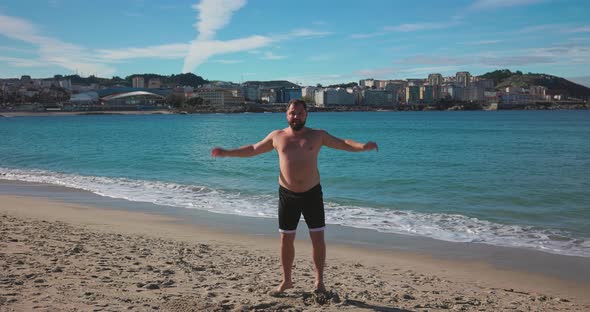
[279,167,320,193]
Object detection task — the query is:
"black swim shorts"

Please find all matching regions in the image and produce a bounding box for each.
[278,184,325,233]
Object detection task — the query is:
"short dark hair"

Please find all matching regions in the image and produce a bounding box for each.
[287,99,307,111]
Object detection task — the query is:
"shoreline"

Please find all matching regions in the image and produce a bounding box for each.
[1,179,589,282]
[1,103,589,117]
[1,182,589,310]
[0,110,173,117]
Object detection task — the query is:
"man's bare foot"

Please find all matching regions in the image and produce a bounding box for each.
[277,280,293,292]
[268,281,293,297]
[314,282,326,294]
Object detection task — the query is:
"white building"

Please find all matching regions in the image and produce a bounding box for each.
[132,76,145,88]
[455,72,471,88]
[327,89,355,105]
[301,86,317,102]
[315,88,356,106]
[241,85,260,101]
[147,78,161,89]
[359,79,375,88]
[59,79,72,90]
[192,89,245,107]
[530,85,547,99]
[314,89,326,107]
[428,73,443,86]
[363,89,396,105]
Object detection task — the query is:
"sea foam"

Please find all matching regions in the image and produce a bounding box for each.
[1,167,588,258]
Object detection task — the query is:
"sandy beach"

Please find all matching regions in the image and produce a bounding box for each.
[1,195,589,311]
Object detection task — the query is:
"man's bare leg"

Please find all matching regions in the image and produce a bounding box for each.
[309,230,326,292]
[277,232,295,292]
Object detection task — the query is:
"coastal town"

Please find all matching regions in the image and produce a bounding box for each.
[1,70,589,114]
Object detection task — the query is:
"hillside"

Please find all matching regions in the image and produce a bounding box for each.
[479,69,590,97]
[242,80,299,89]
[63,73,209,88]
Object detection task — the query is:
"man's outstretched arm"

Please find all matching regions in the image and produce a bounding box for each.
[321,130,378,152]
[211,131,277,158]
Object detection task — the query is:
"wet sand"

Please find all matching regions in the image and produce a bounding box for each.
[1,195,589,311]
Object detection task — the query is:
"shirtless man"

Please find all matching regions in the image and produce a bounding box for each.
[211,99,378,293]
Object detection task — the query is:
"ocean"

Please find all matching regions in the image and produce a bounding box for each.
[1,110,589,257]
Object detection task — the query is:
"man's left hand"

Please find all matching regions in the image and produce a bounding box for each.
[363,142,378,152]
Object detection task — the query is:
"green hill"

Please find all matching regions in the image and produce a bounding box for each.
[242,80,300,88]
[479,69,590,98]
[63,73,209,88]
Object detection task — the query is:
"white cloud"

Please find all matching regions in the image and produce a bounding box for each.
[529,45,590,64]
[516,24,590,36]
[183,0,276,73]
[568,37,590,42]
[271,28,333,41]
[0,46,33,53]
[384,23,439,32]
[396,55,473,66]
[182,1,331,73]
[353,19,460,41]
[97,44,189,61]
[281,73,352,86]
[517,23,567,34]
[289,28,332,38]
[0,14,38,42]
[0,13,115,76]
[211,59,243,64]
[470,0,544,10]
[564,26,590,33]
[184,36,272,72]
[384,21,458,32]
[393,46,582,69]
[463,39,502,45]
[354,67,397,77]
[350,32,385,39]
[0,56,47,67]
[192,0,246,41]
[397,66,463,77]
[479,55,554,66]
[261,51,286,60]
[353,65,465,80]
[123,12,143,17]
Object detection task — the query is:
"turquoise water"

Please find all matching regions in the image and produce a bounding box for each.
[1,111,589,257]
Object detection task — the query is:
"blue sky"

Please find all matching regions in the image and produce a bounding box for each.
[1,0,589,86]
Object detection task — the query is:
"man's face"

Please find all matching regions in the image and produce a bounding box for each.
[286,103,307,131]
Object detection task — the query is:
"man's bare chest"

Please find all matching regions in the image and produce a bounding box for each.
[276,136,321,155]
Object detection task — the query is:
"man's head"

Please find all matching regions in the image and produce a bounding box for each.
[286,99,308,131]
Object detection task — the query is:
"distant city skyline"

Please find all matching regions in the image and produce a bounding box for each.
[0,0,589,87]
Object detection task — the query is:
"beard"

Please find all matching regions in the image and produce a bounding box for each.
[289,120,305,131]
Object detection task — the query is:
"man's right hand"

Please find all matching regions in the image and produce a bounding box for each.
[211,147,226,157]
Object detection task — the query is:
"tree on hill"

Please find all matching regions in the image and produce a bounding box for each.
[326,82,358,88]
[125,73,208,87]
[479,69,514,85]
[480,69,590,97]
[170,73,208,87]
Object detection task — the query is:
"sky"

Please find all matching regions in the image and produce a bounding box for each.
[0,0,589,87]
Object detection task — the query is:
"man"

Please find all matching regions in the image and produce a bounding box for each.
[211,99,378,294]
